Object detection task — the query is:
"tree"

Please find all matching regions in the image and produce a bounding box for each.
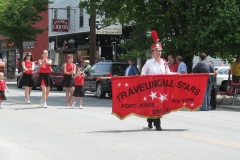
[0,0,51,66]
[80,0,240,72]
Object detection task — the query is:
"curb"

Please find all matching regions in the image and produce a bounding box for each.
[6,82,17,85]
[216,105,240,111]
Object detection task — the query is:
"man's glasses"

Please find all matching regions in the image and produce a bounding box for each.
[27,55,31,56]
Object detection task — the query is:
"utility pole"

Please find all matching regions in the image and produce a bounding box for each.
[89,0,96,65]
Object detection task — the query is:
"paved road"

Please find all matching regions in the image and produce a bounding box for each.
[0,86,239,160]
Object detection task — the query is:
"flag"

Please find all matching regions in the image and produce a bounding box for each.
[111,74,208,119]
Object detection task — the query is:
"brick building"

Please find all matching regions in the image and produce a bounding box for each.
[0,11,48,78]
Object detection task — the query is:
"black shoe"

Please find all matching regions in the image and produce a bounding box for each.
[156,127,162,131]
[148,123,153,129]
[210,108,216,110]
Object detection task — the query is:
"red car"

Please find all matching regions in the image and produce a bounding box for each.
[17,65,64,91]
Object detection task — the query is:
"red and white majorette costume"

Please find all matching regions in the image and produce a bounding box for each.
[20,61,34,87]
[62,62,75,87]
[37,59,53,87]
[0,80,7,100]
[72,75,85,97]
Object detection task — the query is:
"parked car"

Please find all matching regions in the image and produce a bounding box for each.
[84,61,139,98]
[17,64,64,91]
[214,66,230,86]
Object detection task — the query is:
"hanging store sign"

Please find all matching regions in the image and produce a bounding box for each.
[95,18,122,35]
[23,41,34,49]
[2,41,14,48]
[52,19,69,32]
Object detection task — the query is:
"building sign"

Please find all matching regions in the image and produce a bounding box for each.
[52,19,69,32]
[2,41,14,48]
[95,18,122,35]
[23,41,34,49]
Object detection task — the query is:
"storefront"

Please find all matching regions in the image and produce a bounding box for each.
[49,46,99,69]
[0,40,19,79]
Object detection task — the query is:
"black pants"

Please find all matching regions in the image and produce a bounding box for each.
[232,75,240,83]
[232,75,240,93]
[147,118,161,128]
[210,88,216,109]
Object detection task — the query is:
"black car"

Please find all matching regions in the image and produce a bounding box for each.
[84,61,135,98]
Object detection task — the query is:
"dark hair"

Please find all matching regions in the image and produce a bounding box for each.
[168,54,177,64]
[168,54,175,59]
[199,53,207,61]
[23,52,34,61]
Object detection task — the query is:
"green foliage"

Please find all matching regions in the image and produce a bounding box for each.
[80,0,240,71]
[0,0,52,58]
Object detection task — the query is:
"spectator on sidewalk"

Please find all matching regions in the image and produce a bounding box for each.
[167,54,178,72]
[228,55,240,83]
[192,53,215,111]
[17,58,21,74]
[209,61,217,110]
[84,60,91,73]
[124,59,138,76]
[176,56,187,74]
[0,59,5,73]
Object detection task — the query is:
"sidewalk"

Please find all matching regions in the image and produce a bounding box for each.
[4,78,17,85]
[216,95,240,111]
[4,78,239,111]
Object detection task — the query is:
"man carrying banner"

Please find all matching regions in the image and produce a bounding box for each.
[141,30,170,131]
[192,53,214,111]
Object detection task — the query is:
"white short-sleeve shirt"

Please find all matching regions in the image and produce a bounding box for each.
[141,58,170,75]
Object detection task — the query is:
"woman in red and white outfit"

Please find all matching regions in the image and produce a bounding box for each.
[37,50,53,108]
[19,52,35,104]
[62,54,76,106]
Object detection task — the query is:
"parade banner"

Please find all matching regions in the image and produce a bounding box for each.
[111,74,209,119]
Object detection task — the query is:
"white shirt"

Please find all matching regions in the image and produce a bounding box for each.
[125,66,131,76]
[141,58,170,75]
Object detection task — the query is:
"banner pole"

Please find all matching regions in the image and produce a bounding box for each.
[100,73,216,79]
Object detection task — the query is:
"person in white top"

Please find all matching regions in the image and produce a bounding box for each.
[141,30,170,131]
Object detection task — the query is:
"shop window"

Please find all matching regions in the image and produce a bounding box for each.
[79,8,84,27]
[54,9,58,19]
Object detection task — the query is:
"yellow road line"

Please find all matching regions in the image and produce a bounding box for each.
[172,133,240,148]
